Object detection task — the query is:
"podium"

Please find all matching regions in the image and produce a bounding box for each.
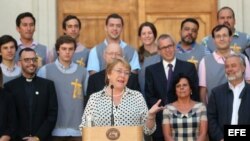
[82,126,143,141]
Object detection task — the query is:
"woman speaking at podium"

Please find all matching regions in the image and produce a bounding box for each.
[79,58,164,136]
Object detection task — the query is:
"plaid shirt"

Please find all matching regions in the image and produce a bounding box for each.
[163,102,207,141]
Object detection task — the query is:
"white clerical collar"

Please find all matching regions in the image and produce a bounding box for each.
[24,75,36,82]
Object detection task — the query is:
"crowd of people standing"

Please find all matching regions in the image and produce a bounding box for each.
[1,6,250,141]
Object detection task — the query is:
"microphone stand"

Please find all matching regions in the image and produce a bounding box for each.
[110,85,114,126]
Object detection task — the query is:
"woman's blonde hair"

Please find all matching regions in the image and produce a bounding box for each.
[105,58,131,85]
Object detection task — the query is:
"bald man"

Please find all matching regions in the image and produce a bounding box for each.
[85,43,140,106]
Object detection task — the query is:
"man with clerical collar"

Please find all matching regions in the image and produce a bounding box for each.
[0,35,21,84]
[4,48,58,141]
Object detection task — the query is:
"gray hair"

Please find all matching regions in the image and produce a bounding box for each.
[225,53,246,67]
[157,34,176,49]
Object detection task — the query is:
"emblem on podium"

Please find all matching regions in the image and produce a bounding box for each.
[106,128,120,140]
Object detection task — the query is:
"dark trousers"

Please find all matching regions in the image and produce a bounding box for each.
[144,134,152,141]
[152,136,164,141]
[51,136,82,141]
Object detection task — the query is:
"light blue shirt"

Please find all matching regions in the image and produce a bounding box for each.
[201,31,250,54]
[0,63,21,77]
[38,59,89,95]
[17,39,51,64]
[86,39,140,72]
[37,59,78,78]
[37,59,88,136]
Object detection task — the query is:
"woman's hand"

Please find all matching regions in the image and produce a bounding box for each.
[148,99,165,119]
[145,99,165,130]
[0,135,11,141]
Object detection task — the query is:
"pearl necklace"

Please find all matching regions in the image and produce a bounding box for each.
[105,88,124,97]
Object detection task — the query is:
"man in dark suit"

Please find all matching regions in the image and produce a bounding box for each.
[207,54,250,141]
[4,48,58,141]
[85,43,140,106]
[139,54,161,97]
[145,34,199,141]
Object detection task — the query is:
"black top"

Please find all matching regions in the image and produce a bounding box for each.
[0,88,15,138]
[4,75,58,141]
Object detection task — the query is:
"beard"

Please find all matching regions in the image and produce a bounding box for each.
[225,71,243,81]
[181,35,195,45]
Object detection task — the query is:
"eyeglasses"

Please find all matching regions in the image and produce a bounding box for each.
[20,57,38,63]
[158,44,174,50]
[112,69,130,76]
[105,51,122,57]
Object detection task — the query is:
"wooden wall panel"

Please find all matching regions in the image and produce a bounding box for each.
[58,0,217,48]
[147,14,211,43]
[140,0,217,43]
[58,0,138,48]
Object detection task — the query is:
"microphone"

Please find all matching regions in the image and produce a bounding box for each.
[110,85,114,126]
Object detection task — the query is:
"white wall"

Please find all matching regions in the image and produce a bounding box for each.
[0,0,33,39]
[0,0,56,48]
[0,0,249,49]
[219,0,250,34]
[243,0,250,34]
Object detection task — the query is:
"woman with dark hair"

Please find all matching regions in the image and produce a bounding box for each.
[162,74,207,141]
[138,22,158,65]
[0,69,15,141]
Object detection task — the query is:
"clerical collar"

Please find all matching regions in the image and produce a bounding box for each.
[23,75,36,82]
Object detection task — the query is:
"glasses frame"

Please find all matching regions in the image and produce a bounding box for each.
[112,69,131,76]
[19,57,38,63]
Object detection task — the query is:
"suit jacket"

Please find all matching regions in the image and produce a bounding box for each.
[207,82,250,141]
[145,59,199,138]
[4,75,58,141]
[139,54,161,96]
[85,69,140,107]
[0,88,15,138]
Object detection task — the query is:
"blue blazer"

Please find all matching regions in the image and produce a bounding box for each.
[145,59,199,138]
[207,82,250,141]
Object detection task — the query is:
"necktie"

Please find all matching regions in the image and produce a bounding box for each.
[167,64,173,90]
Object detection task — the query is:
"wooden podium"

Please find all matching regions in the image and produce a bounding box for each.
[82,126,143,141]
